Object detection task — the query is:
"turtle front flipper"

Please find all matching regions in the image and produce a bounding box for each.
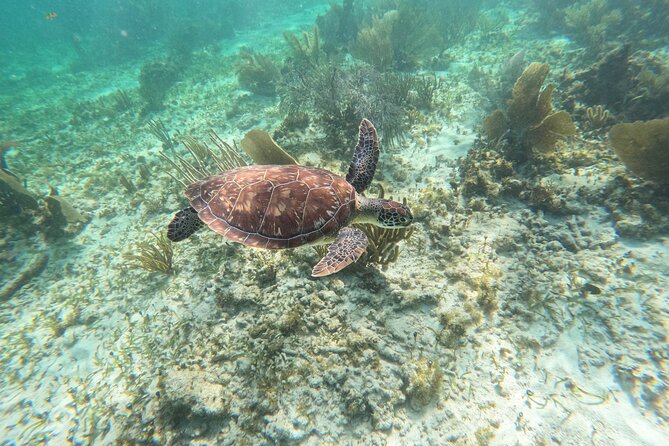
[346,119,379,194]
[312,227,368,277]
[167,207,204,242]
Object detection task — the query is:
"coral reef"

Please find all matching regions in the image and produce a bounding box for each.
[69,90,136,126]
[159,368,231,426]
[44,187,88,237]
[402,355,443,408]
[351,0,480,71]
[272,111,311,141]
[352,10,398,71]
[460,143,516,200]
[4,1,669,445]
[235,49,281,96]
[357,222,414,270]
[279,63,433,151]
[595,174,669,237]
[315,0,360,52]
[438,303,483,348]
[160,131,246,187]
[564,0,622,52]
[484,63,576,161]
[609,117,669,184]
[147,118,177,151]
[565,45,632,118]
[584,105,611,130]
[283,26,323,68]
[0,169,38,217]
[124,232,174,275]
[138,59,180,113]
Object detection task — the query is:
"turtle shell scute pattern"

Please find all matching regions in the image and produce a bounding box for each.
[185,165,356,249]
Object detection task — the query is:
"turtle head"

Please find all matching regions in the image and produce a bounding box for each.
[357,197,413,228]
[377,199,413,228]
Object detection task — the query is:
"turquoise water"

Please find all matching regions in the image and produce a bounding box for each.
[1,1,668,444]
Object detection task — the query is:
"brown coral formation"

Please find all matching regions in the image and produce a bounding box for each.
[352,10,398,70]
[609,117,669,184]
[235,49,281,96]
[484,62,576,159]
[240,129,298,165]
[0,169,38,217]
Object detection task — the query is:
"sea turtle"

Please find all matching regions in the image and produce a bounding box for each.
[167,119,413,277]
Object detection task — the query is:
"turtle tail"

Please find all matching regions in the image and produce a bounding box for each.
[167,207,204,242]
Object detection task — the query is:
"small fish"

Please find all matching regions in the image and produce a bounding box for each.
[45,11,58,20]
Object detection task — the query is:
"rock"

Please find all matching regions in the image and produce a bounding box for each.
[161,369,230,419]
[0,169,38,217]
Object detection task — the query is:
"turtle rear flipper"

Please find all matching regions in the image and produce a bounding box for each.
[346,119,379,194]
[167,207,203,242]
[312,227,368,277]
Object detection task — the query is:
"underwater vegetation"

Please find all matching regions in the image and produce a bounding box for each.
[139,59,180,113]
[609,116,669,184]
[563,45,669,123]
[357,222,414,269]
[160,131,246,187]
[235,49,282,96]
[124,232,174,274]
[529,0,669,52]
[4,0,669,444]
[315,0,360,53]
[1,168,86,239]
[279,63,438,151]
[402,355,443,408]
[564,0,624,51]
[274,0,481,151]
[484,62,576,162]
[284,26,324,68]
[330,0,482,71]
[0,169,38,218]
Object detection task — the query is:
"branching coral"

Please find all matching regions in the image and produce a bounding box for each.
[352,10,398,71]
[278,63,421,151]
[236,48,281,96]
[124,232,174,275]
[69,90,135,125]
[585,105,610,130]
[356,222,414,269]
[147,118,177,151]
[283,26,323,67]
[310,197,413,272]
[355,0,480,70]
[483,62,576,161]
[160,131,246,187]
[315,0,359,51]
[411,74,440,110]
[564,0,622,51]
[609,117,669,184]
